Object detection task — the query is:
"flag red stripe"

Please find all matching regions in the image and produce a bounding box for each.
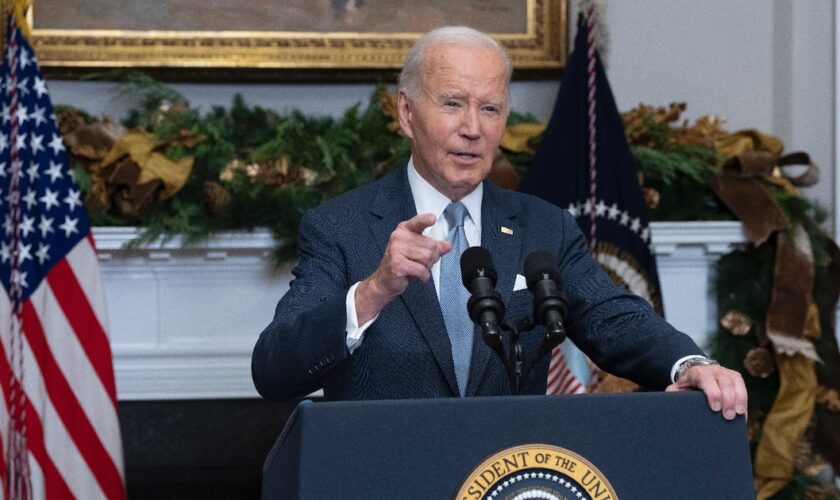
[547,359,572,387]
[560,376,578,394]
[546,367,561,387]
[0,341,73,499]
[0,341,10,491]
[547,366,571,389]
[21,302,123,499]
[46,258,118,402]
[556,375,571,393]
[547,351,565,380]
[546,376,557,390]
[19,392,75,500]
[560,374,576,391]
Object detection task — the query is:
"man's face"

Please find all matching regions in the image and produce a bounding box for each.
[398,43,509,201]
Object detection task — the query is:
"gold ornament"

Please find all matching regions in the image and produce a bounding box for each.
[219,157,318,187]
[671,114,728,148]
[621,102,729,149]
[816,386,840,412]
[720,309,753,336]
[743,347,775,378]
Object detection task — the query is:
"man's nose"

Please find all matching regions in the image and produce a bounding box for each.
[459,108,480,140]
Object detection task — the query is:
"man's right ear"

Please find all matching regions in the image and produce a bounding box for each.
[396,90,414,140]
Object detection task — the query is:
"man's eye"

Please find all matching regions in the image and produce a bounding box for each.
[444,100,460,107]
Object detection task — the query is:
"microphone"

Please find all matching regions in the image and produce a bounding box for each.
[460,247,506,350]
[524,250,568,343]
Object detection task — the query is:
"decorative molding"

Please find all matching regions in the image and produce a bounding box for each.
[30,0,567,80]
[650,221,747,256]
[93,226,276,251]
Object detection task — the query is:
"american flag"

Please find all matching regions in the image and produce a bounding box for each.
[0,12,125,499]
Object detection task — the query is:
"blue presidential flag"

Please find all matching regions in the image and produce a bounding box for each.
[520,12,664,394]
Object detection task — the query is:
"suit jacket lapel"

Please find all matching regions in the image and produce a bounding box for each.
[466,181,523,396]
[368,167,460,396]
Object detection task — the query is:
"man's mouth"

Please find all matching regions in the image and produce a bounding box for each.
[452,152,480,161]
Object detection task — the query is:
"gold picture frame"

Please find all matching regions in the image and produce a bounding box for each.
[28,0,567,81]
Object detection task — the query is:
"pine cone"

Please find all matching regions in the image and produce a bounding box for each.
[720,309,753,336]
[203,181,232,216]
[743,347,775,378]
[56,108,88,136]
[64,118,126,160]
[642,187,660,210]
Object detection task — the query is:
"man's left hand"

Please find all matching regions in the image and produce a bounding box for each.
[665,364,748,420]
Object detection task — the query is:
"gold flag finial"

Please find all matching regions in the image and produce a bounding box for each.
[1,0,32,52]
[13,0,33,41]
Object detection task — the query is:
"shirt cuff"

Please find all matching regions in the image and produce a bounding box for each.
[345,281,379,353]
[670,355,709,383]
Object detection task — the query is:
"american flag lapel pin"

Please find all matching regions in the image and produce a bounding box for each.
[500,226,513,235]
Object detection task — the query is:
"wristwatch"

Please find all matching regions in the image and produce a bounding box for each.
[675,356,720,382]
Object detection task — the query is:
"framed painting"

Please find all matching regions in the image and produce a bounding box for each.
[28,0,567,80]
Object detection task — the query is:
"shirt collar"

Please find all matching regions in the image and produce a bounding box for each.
[407,157,483,230]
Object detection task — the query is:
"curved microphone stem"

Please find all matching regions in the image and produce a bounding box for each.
[489,317,562,395]
[520,321,565,385]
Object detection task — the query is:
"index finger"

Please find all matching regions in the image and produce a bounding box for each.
[400,212,438,234]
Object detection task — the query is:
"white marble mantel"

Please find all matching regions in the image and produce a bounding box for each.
[96,222,750,401]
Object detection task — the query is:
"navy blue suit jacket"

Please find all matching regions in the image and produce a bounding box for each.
[251,166,704,401]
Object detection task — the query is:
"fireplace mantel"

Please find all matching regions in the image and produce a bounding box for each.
[96,222,750,401]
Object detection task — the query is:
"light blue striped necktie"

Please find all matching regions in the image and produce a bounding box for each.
[440,201,473,396]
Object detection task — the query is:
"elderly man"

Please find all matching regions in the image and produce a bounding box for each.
[251,26,747,420]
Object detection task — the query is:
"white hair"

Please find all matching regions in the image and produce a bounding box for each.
[398,26,513,101]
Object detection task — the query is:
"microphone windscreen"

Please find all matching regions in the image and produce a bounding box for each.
[524,250,561,290]
[460,246,497,288]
